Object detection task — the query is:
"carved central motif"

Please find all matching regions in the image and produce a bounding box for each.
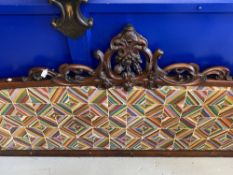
[111,25,146,78]
[26,25,232,91]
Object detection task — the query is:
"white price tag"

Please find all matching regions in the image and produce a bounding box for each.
[41,69,48,78]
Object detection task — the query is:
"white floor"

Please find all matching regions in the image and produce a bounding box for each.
[0,157,232,175]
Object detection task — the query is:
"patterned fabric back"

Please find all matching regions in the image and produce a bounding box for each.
[0,86,232,151]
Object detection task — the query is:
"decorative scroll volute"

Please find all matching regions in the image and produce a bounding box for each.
[160,63,202,85]
[26,25,232,91]
[49,0,93,39]
[202,67,231,81]
[98,25,155,90]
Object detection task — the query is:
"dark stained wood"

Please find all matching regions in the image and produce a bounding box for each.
[1,79,233,91]
[0,150,233,157]
[0,25,232,91]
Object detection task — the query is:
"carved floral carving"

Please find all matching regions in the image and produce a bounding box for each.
[24,25,233,90]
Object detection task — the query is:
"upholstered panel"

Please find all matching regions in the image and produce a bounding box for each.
[0,85,232,151]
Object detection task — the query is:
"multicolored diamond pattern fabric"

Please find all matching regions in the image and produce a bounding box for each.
[0,86,233,151]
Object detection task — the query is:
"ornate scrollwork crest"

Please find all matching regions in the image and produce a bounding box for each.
[111,25,147,78]
[93,25,159,90]
[49,0,93,39]
[24,25,232,90]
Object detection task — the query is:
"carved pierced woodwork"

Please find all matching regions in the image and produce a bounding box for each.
[49,0,93,39]
[23,25,232,90]
[0,25,232,90]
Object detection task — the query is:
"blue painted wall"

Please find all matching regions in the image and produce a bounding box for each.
[0,0,233,77]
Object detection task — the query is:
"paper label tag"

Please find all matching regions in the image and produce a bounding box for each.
[41,69,48,78]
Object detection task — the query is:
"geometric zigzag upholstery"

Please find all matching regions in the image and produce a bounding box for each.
[0,86,232,151]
